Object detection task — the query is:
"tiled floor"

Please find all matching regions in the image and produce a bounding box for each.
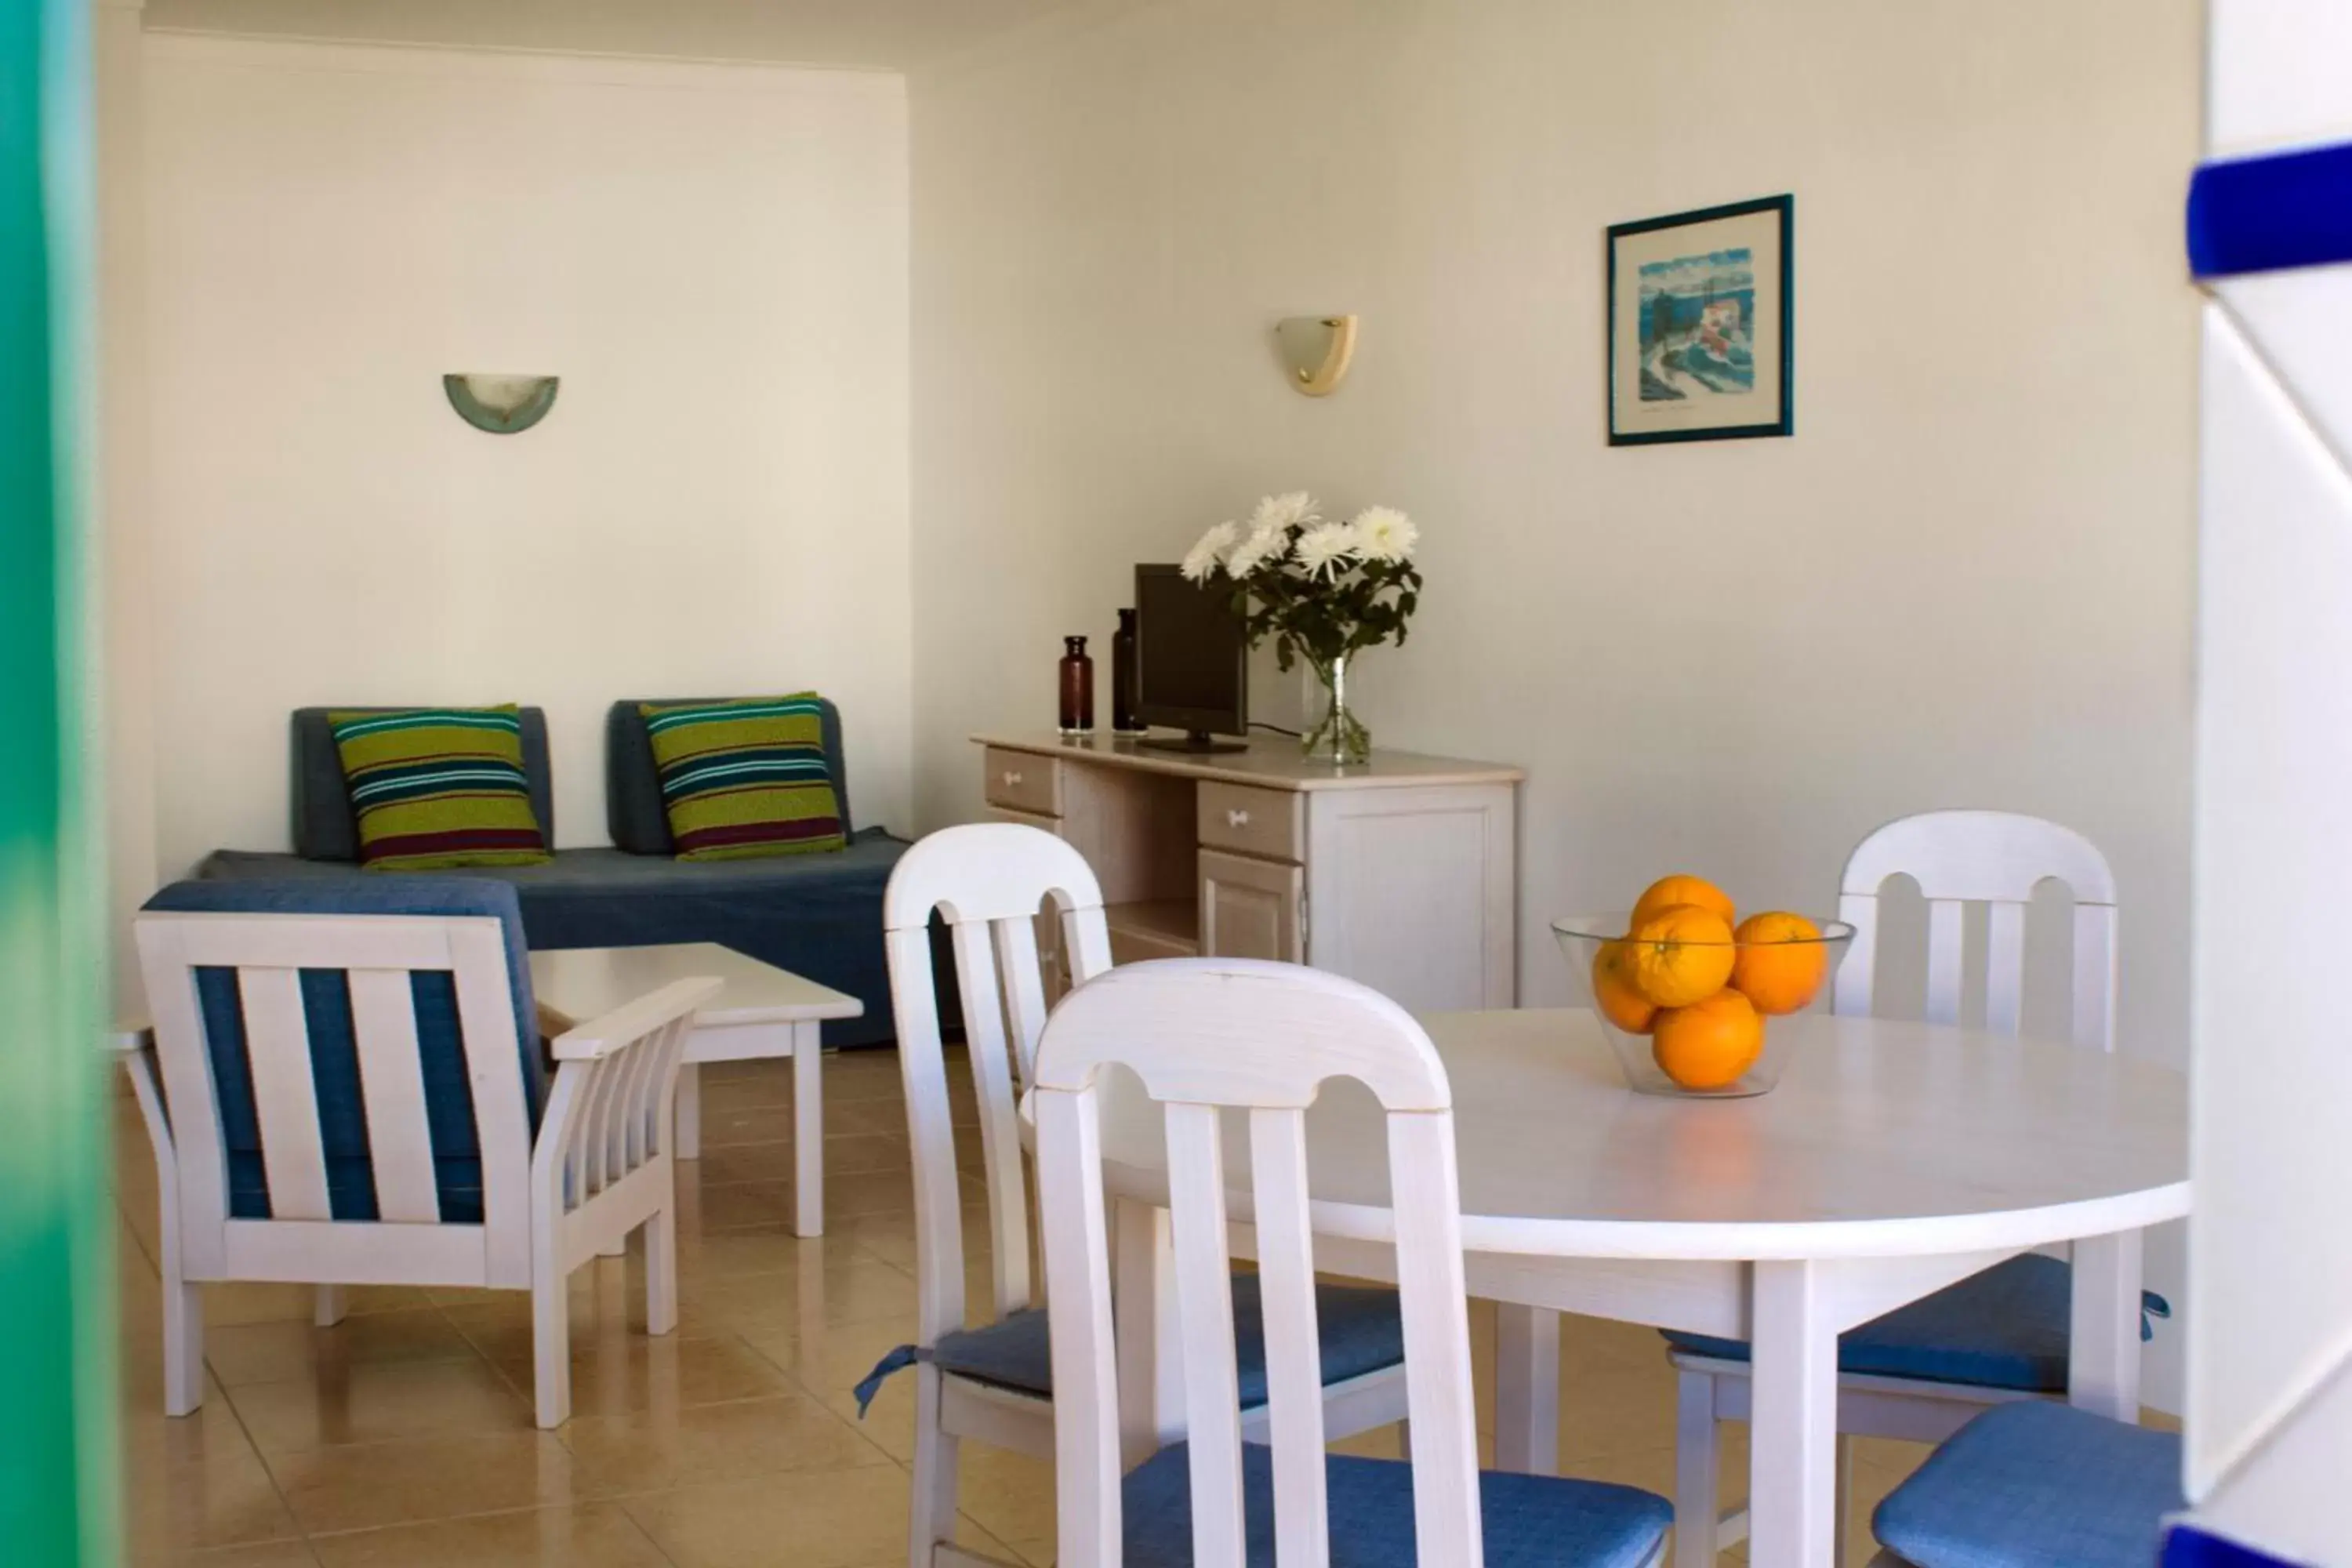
[114,1047,1930,1566]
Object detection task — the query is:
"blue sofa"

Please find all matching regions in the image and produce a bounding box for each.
[197,701,909,1047]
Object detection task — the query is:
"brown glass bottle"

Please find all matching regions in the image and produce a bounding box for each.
[1058,635,1094,735]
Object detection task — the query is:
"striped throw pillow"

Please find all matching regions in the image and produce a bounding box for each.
[327,706,553,871]
[640,694,846,862]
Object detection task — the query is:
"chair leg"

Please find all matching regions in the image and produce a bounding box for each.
[644,1202,679,1338]
[1672,1370,1720,1568]
[532,1262,574,1429]
[162,1274,205,1418]
[909,1365,960,1568]
[313,1285,348,1327]
[1835,1432,1855,1564]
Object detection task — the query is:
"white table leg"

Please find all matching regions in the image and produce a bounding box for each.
[792,1020,824,1237]
[1493,1303,1561,1475]
[1751,1259,1839,1568]
[2069,1229,2143,1421]
[675,1062,702,1160]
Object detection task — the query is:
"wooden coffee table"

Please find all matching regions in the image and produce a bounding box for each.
[528,943,863,1236]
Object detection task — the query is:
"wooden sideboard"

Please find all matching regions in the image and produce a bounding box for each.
[972,731,1523,1012]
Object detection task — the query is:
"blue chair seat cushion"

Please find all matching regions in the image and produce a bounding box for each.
[1122,1439,1671,1567]
[1664,1253,2072,1392]
[930,1273,1404,1406]
[1872,1400,2183,1568]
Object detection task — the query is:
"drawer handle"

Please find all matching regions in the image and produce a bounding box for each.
[1226,808,1250,828]
[1003,770,1024,787]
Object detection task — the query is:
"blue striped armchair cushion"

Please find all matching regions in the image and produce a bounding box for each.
[142,877,544,1224]
[1873,1400,2182,1568]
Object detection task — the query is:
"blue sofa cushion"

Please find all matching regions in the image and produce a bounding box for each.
[854,1273,1406,1414]
[1665,1253,2074,1392]
[199,827,909,1048]
[606,695,854,854]
[292,706,554,862]
[143,877,543,1224]
[1873,1400,2183,1568]
[1123,1439,1671,1567]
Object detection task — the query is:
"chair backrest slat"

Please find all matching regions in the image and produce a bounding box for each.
[1034,1085,1123,1566]
[883,823,1112,1342]
[1835,809,2119,1051]
[1247,1105,1332,1568]
[1033,957,1479,1568]
[953,916,1035,1317]
[348,967,439,1221]
[993,915,1052,1090]
[1165,1102,1248,1568]
[238,967,332,1221]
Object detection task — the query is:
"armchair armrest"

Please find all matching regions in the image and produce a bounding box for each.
[547,978,722,1062]
[105,1019,154,1055]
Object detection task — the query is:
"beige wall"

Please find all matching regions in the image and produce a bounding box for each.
[141,34,911,873]
[911,0,2202,1400]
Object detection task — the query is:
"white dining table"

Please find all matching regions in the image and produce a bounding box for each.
[1088,1007,2190,1568]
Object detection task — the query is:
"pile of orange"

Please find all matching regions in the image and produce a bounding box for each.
[1591,875,1828,1091]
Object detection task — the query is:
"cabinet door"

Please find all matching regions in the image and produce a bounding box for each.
[1199,849,1303,963]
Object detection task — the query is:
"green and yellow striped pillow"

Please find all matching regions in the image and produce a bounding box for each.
[641,695,846,862]
[328,706,552,872]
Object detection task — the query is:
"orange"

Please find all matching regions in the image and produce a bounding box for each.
[1590,939,1657,1033]
[1651,988,1765,1091]
[1628,874,1736,933]
[1623,904,1737,1007]
[1729,911,1829,1015]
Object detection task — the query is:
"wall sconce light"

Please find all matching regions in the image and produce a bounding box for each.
[1274,315,1357,397]
[444,373,560,434]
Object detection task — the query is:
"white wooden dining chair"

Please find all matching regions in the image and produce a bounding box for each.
[1033,957,1673,1567]
[864,823,1414,1568]
[1668,809,2146,1566]
[122,877,716,1429]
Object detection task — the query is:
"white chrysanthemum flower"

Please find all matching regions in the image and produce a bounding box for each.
[1223,517,1290,579]
[1181,521,1240,582]
[1290,520,1361,580]
[1352,506,1418,564]
[1249,491,1319,534]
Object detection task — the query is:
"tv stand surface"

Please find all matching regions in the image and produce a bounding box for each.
[972,730,1523,1012]
[1135,729,1248,754]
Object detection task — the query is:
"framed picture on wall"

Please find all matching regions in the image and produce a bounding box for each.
[1606,194,1793,445]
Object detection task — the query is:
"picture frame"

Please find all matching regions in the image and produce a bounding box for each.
[1606,194,1793,445]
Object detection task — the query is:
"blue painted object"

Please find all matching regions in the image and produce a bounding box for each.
[142,877,544,1223]
[1122,1440,1671,1567]
[1873,1400,2182,1568]
[853,1272,1405,1414]
[2187,138,2352,278]
[2163,1523,2309,1568]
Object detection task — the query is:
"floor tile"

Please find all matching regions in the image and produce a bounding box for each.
[557,1390,893,1493]
[621,1466,1012,1568]
[490,1330,797,1418]
[307,1504,670,1567]
[227,1356,532,1455]
[201,1308,480,1388]
[263,1430,602,1536]
[121,1401,305,1552]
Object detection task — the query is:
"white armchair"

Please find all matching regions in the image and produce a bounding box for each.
[120,877,716,1428]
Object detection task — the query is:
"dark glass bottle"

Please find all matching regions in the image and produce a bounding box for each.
[1058,635,1094,735]
[1111,608,1141,733]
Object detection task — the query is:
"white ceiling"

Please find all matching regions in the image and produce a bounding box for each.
[141,0,1103,70]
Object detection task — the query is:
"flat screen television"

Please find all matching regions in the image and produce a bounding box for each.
[1133,564,1249,752]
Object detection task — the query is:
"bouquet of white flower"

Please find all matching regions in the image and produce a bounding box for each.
[1179,492,1421,763]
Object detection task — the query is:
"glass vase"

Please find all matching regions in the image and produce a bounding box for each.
[1301,652,1370,764]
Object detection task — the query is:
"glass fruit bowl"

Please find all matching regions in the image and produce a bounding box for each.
[1552,912,1854,1099]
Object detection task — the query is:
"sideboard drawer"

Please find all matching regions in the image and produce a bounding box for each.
[1197,782,1302,864]
[983,748,1062,816]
